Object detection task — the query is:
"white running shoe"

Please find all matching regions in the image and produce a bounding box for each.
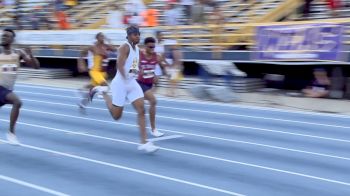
[77,102,87,109]
[137,142,159,153]
[150,129,164,137]
[6,132,20,146]
[89,86,109,101]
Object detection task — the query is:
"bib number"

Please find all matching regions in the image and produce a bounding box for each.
[1,64,18,73]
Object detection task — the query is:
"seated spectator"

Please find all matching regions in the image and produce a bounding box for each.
[180,0,194,24]
[302,68,331,98]
[191,0,205,25]
[107,4,123,28]
[65,0,77,8]
[327,0,342,17]
[55,10,71,29]
[129,12,143,26]
[141,8,158,27]
[165,2,180,26]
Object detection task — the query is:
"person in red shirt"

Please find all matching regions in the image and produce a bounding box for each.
[137,37,167,137]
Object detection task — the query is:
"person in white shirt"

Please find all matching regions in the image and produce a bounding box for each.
[0,29,39,145]
[107,4,123,28]
[91,26,159,153]
[154,31,166,78]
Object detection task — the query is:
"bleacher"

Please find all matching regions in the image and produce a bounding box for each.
[0,0,349,53]
[0,3,16,28]
[66,0,125,28]
[16,0,53,30]
[159,0,301,50]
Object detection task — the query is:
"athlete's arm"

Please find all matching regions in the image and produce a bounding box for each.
[107,43,118,53]
[157,54,168,74]
[173,49,183,70]
[117,44,129,79]
[19,48,40,69]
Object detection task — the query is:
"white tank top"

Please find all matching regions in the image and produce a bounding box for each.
[117,41,139,79]
[87,51,94,70]
[0,50,20,90]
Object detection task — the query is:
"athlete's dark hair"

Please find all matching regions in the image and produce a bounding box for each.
[96,32,103,39]
[126,25,140,36]
[144,37,156,45]
[3,28,15,37]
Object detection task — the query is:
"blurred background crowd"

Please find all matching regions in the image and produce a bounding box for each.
[1,0,350,101]
[0,0,349,30]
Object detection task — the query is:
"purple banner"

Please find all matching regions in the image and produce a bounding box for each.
[254,24,344,61]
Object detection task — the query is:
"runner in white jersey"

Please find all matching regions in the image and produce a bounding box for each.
[0,29,40,145]
[154,31,165,77]
[91,26,159,153]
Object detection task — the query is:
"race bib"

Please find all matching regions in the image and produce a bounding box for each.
[142,69,155,79]
[1,64,18,73]
[128,58,139,78]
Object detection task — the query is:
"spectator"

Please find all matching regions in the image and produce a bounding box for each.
[303,0,313,18]
[180,0,194,24]
[29,10,40,30]
[107,4,123,28]
[302,68,331,98]
[164,2,180,26]
[55,0,64,11]
[155,31,165,55]
[129,12,143,26]
[141,8,158,27]
[327,0,342,17]
[164,40,184,97]
[154,31,166,77]
[55,10,70,29]
[125,0,145,14]
[210,5,225,59]
[64,0,77,8]
[191,0,205,24]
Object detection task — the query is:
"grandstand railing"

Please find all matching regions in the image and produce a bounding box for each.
[160,18,350,48]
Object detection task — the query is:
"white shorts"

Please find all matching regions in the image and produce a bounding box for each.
[111,75,144,107]
[154,64,163,76]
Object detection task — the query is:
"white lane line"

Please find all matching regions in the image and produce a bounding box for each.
[16,93,350,129]
[1,119,349,162]
[0,139,244,196]
[1,124,350,188]
[0,174,69,196]
[156,96,350,119]
[147,135,184,142]
[15,83,350,119]
[4,104,350,144]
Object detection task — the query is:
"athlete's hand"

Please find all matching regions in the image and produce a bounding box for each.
[77,59,87,73]
[24,47,33,56]
[153,76,159,84]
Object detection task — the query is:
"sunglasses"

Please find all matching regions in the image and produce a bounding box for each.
[147,46,155,49]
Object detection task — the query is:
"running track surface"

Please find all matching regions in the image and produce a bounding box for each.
[0,83,350,196]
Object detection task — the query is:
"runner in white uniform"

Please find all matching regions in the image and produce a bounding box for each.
[0,29,40,145]
[91,26,159,153]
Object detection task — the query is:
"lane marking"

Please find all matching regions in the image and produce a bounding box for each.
[147,135,184,142]
[0,139,244,196]
[0,174,69,196]
[4,105,350,144]
[1,119,349,162]
[1,131,350,188]
[16,83,350,119]
[15,93,350,129]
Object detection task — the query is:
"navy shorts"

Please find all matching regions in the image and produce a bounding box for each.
[0,86,12,107]
[137,81,153,93]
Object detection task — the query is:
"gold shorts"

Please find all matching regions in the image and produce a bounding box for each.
[89,71,107,86]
